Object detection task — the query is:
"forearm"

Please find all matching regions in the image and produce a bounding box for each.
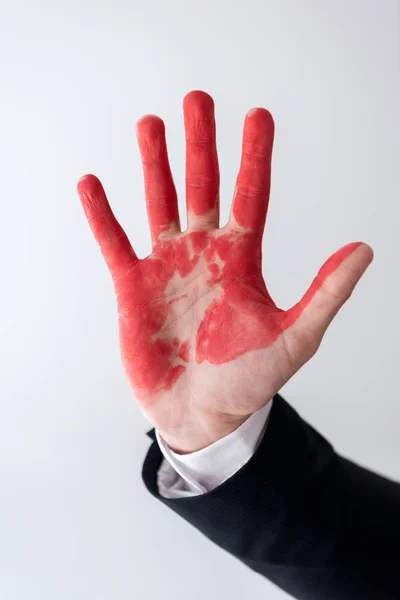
[142,395,400,600]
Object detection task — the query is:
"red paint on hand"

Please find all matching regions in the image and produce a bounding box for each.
[136,115,180,243]
[78,90,372,441]
[232,108,274,233]
[178,340,190,363]
[78,173,363,399]
[183,91,219,218]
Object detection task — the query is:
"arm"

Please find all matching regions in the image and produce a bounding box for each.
[144,395,400,599]
[77,90,382,599]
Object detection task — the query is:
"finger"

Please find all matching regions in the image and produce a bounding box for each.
[183,90,219,229]
[284,242,374,341]
[136,115,180,244]
[77,174,138,280]
[230,108,275,234]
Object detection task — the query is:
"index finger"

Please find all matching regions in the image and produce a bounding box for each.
[230,108,275,234]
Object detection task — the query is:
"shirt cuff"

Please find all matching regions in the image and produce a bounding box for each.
[155,400,273,499]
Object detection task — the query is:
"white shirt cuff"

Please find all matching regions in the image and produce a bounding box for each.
[155,400,273,499]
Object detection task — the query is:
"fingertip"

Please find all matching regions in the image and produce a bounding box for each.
[183,91,216,143]
[245,107,275,130]
[136,114,165,137]
[183,90,215,113]
[77,174,102,197]
[136,115,167,163]
[355,242,374,265]
[241,108,275,154]
[340,241,374,271]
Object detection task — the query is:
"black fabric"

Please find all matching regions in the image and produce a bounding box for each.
[142,395,400,599]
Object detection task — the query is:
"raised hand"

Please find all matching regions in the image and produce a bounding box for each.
[78,91,373,453]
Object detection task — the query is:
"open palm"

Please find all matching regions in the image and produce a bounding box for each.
[78,91,372,452]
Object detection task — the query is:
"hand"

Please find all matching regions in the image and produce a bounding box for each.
[78,90,373,453]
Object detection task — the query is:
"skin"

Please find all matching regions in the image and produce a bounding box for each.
[78,90,373,453]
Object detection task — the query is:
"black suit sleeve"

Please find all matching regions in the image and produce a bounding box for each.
[142,395,400,600]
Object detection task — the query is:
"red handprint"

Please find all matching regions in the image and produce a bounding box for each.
[78,91,372,452]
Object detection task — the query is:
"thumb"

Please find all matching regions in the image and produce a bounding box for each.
[285,242,374,343]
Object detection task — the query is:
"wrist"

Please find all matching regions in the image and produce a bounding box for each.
[158,412,251,455]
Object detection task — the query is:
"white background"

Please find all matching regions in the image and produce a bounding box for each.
[1,1,399,598]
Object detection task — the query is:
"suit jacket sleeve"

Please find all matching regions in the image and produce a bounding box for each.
[142,395,400,600]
